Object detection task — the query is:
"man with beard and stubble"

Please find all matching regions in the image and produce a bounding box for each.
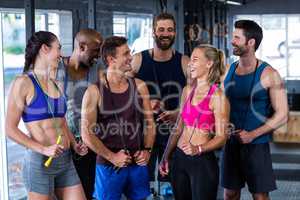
[221,20,288,200]
[56,29,103,200]
[131,13,190,193]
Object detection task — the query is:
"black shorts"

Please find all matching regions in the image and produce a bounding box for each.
[221,139,276,193]
[170,148,219,200]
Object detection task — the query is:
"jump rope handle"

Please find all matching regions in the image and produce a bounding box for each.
[44,135,62,167]
[113,149,130,173]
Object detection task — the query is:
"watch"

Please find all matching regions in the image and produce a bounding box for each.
[143,147,152,153]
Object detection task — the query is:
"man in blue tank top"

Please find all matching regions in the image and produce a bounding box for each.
[56,29,103,200]
[130,13,190,192]
[222,20,288,200]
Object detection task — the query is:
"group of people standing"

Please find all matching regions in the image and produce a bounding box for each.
[5,12,288,200]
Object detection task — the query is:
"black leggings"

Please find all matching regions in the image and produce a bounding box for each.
[170,148,219,200]
[72,149,96,200]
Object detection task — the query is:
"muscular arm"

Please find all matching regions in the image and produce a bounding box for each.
[251,67,288,138]
[81,84,114,161]
[5,76,45,154]
[201,89,229,152]
[135,79,155,149]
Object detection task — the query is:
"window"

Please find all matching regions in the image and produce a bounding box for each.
[0,8,72,200]
[234,14,300,78]
[113,12,153,54]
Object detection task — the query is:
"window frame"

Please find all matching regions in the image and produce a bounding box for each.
[0,10,9,200]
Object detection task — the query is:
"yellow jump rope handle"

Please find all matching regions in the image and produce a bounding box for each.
[44,135,62,167]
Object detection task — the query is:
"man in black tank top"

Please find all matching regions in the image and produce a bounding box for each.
[82,36,155,200]
[55,29,103,200]
[131,13,190,190]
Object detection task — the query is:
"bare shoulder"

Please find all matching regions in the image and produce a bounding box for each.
[131,52,143,74]
[182,85,193,100]
[181,54,190,77]
[261,65,283,89]
[14,74,31,83]
[8,74,34,105]
[261,65,279,77]
[183,84,192,93]
[134,77,145,85]
[12,74,32,93]
[181,54,190,65]
[134,78,148,94]
[210,86,229,111]
[86,83,100,97]
[211,86,224,101]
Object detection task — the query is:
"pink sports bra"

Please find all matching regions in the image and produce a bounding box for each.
[181,84,218,132]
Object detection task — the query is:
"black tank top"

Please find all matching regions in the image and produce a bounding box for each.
[136,50,186,145]
[95,78,143,164]
[136,50,186,110]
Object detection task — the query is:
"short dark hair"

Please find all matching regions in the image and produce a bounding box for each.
[101,36,127,66]
[153,12,176,31]
[234,20,263,51]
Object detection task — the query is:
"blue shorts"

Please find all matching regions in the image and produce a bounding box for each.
[93,164,150,200]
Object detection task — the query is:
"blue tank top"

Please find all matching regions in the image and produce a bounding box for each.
[136,50,186,145]
[224,61,273,144]
[22,73,67,123]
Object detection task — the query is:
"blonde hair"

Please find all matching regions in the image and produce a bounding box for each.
[194,44,225,84]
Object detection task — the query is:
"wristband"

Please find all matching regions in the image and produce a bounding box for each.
[198,145,203,155]
[143,147,152,153]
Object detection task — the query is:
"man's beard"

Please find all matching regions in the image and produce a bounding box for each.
[154,34,175,50]
[232,44,247,56]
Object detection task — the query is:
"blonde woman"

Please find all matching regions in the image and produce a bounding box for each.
[159,45,229,200]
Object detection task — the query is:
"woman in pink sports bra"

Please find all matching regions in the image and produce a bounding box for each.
[159,44,229,200]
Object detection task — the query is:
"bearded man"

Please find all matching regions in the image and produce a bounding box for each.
[221,20,288,200]
[130,13,190,189]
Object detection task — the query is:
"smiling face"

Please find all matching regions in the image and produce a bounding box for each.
[189,48,212,80]
[111,44,132,73]
[231,28,250,56]
[153,19,176,50]
[45,39,62,69]
[78,40,102,68]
